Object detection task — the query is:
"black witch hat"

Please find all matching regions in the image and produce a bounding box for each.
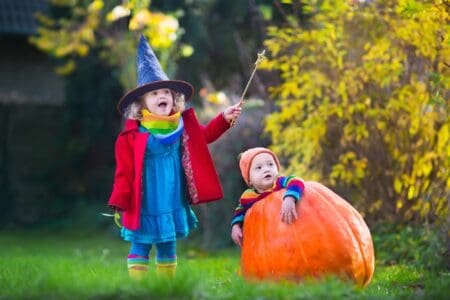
[117,35,194,114]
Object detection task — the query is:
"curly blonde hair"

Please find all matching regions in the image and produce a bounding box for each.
[123,90,185,120]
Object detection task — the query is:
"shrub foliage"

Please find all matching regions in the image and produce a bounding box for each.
[262,0,449,224]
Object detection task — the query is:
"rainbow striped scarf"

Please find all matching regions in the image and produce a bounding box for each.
[140,109,181,135]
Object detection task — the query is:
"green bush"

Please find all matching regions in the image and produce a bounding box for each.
[373,223,448,271]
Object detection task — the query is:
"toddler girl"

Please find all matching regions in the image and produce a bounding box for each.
[108,35,241,279]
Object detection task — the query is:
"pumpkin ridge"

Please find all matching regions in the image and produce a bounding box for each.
[261,194,272,278]
[312,181,373,286]
[305,182,355,280]
[309,181,373,286]
[290,195,309,274]
[244,199,266,278]
[305,184,351,277]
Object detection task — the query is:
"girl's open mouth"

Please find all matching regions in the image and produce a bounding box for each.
[158,101,168,108]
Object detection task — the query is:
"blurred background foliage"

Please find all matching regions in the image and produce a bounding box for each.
[2,0,448,264]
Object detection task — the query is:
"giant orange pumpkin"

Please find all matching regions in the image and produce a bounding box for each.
[241,181,375,287]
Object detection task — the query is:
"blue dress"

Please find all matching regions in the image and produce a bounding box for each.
[121,127,198,244]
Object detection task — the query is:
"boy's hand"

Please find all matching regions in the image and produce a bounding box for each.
[281,196,298,224]
[223,103,242,123]
[231,224,243,247]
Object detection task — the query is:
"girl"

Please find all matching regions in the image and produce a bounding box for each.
[108,35,241,279]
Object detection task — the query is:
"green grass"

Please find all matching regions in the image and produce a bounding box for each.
[1,230,449,299]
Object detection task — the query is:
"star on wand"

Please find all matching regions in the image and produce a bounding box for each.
[230,49,266,127]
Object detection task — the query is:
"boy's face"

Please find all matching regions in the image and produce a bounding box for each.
[142,88,174,116]
[249,153,279,193]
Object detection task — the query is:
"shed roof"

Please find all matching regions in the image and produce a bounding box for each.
[0,0,48,35]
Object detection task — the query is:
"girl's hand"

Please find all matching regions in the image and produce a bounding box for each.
[223,103,242,123]
[231,224,243,247]
[109,205,122,212]
[281,196,298,224]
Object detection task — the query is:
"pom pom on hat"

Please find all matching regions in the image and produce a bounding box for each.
[238,147,281,186]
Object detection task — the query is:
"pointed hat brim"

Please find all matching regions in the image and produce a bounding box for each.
[117,80,194,115]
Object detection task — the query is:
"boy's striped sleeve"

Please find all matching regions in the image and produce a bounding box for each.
[231,189,261,226]
[278,175,305,202]
[231,203,245,226]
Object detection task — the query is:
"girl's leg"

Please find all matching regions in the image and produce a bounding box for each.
[127,242,152,280]
[155,241,177,277]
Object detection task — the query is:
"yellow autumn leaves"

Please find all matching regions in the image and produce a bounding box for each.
[262,0,449,222]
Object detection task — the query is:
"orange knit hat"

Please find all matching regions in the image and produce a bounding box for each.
[238,147,281,186]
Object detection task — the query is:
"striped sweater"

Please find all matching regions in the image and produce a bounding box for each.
[231,175,305,226]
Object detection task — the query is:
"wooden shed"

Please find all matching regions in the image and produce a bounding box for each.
[0,0,65,224]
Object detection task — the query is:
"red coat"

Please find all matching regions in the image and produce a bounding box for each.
[108,108,230,230]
